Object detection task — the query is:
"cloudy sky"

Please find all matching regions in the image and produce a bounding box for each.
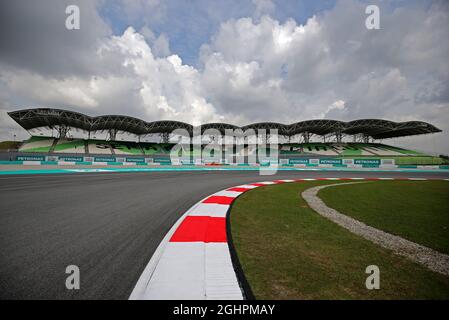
[0,0,448,154]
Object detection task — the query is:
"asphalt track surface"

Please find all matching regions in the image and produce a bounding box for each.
[1,170,449,299]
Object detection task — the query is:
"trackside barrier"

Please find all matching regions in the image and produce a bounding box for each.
[381,159,395,165]
[0,161,23,165]
[347,164,363,169]
[418,165,439,169]
[286,158,394,166]
[16,155,45,161]
[320,159,342,165]
[126,157,146,164]
[93,156,116,162]
[59,156,84,162]
[23,161,42,165]
[57,161,76,166]
[1,158,448,171]
[355,159,381,166]
[92,162,108,166]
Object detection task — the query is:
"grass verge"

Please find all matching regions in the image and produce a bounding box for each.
[230,181,449,299]
[319,180,449,254]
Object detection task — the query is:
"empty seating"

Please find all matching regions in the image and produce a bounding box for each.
[110,142,143,155]
[87,140,112,154]
[19,136,54,153]
[141,143,174,155]
[16,137,430,159]
[53,139,85,153]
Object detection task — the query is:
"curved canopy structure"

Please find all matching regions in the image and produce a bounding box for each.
[8,108,441,140]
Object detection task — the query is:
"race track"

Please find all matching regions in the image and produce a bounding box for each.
[1,170,448,299]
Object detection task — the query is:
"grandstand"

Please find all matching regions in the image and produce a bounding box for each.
[5,108,445,165]
[87,140,113,154]
[54,138,86,154]
[18,136,54,153]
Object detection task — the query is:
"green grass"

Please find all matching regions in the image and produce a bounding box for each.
[0,141,20,150]
[393,156,445,165]
[230,181,449,299]
[319,181,449,254]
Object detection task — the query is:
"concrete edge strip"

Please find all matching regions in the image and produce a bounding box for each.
[130,177,447,300]
[301,182,449,277]
[129,196,209,300]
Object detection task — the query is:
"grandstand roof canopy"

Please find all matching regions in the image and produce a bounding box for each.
[8,108,442,139]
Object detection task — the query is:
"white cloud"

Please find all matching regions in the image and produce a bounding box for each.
[198,1,449,153]
[320,100,346,119]
[0,0,448,155]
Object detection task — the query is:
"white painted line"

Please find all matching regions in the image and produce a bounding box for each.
[188,203,230,217]
[205,243,243,300]
[129,194,211,300]
[92,162,108,165]
[141,242,206,300]
[233,184,258,189]
[57,161,76,165]
[23,161,41,165]
[212,190,243,198]
[67,169,112,173]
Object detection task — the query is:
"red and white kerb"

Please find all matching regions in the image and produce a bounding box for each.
[129,177,431,300]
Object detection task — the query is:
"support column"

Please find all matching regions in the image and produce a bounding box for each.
[57,125,68,139]
[161,132,170,143]
[108,129,118,141]
[302,132,310,143]
[336,131,342,143]
[363,134,370,144]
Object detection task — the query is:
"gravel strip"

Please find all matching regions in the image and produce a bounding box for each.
[302,182,449,277]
